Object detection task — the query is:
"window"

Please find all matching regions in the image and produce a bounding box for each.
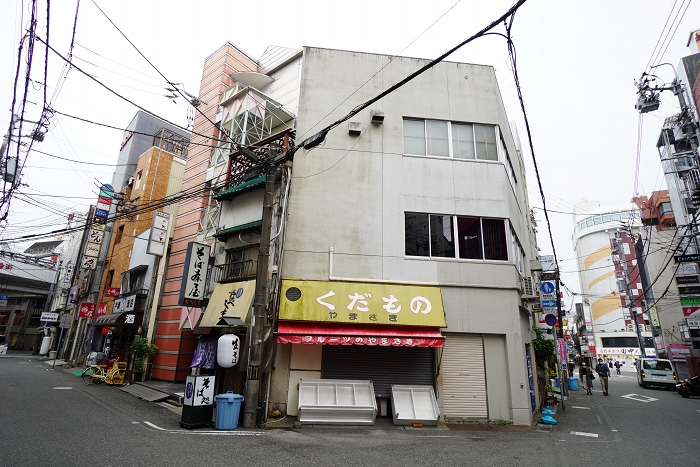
[114,225,124,244]
[474,124,497,161]
[426,121,449,157]
[430,215,455,257]
[106,269,114,288]
[135,170,143,190]
[586,218,593,227]
[611,213,621,221]
[403,119,500,161]
[405,212,509,261]
[593,216,602,225]
[452,123,475,159]
[510,227,526,276]
[405,213,430,256]
[658,202,673,216]
[403,120,426,156]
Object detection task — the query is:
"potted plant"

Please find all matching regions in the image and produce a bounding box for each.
[128,337,158,382]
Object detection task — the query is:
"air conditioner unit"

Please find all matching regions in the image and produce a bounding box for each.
[521,276,538,299]
[626,324,634,332]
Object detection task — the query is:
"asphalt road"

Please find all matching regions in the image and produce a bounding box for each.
[1,354,698,467]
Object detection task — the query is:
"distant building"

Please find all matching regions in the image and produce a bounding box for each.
[572,200,654,370]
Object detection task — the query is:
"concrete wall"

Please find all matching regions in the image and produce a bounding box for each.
[275,47,534,424]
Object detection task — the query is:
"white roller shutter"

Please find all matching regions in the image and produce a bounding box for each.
[441,333,487,420]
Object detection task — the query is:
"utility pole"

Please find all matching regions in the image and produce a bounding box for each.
[554,269,568,405]
[612,230,647,358]
[242,169,275,428]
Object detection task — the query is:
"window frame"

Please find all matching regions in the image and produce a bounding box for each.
[402,118,505,164]
[405,212,510,262]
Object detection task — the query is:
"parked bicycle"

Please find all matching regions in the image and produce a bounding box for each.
[82,361,127,386]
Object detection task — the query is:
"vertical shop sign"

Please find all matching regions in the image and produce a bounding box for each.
[178,242,210,307]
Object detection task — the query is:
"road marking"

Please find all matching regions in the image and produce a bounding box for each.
[142,421,263,436]
[53,387,72,390]
[611,430,618,432]
[571,406,590,409]
[571,431,599,438]
[621,393,658,403]
[131,421,140,424]
[17,362,28,364]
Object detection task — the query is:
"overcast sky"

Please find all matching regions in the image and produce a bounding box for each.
[1,0,698,304]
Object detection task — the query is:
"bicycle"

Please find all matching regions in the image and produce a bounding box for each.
[82,361,127,386]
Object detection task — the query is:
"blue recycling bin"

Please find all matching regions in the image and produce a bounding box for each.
[568,377,579,391]
[554,377,560,388]
[214,392,244,430]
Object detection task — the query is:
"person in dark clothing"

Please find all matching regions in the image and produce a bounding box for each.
[614,361,621,376]
[596,358,611,395]
[579,362,593,395]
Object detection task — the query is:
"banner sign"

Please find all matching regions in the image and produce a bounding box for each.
[78,303,96,318]
[279,279,446,327]
[97,302,108,317]
[146,211,170,256]
[105,287,120,297]
[178,242,211,307]
[675,254,700,263]
[678,286,700,295]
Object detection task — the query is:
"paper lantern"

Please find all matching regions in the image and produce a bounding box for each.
[217,334,240,368]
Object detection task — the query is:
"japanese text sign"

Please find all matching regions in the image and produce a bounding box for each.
[279,280,445,327]
[183,375,215,406]
[178,242,211,308]
[200,280,255,327]
[97,302,108,317]
[78,302,96,318]
[105,287,120,297]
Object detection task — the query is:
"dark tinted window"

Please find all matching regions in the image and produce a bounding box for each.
[430,215,455,258]
[482,219,508,261]
[405,213,429,256]
[457,217,482,259]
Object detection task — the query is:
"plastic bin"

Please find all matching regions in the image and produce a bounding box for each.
[554,377,560,388]
[214,392,244,430]
[568,377,579,391]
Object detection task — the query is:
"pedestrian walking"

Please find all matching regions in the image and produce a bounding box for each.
[579,362,593,395]
[614,361,621,376]
[596,358,611,395]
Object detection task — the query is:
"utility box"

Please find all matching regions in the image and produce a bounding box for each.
[180,375,215,429]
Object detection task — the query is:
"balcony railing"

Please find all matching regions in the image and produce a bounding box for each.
[213,260,257,284]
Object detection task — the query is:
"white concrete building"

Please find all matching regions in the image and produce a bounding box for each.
[201,46,541,425]
[572,201,654,371]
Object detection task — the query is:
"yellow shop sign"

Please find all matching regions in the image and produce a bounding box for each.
[279,280,445,327]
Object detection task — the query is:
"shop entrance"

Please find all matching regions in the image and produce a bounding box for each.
[321,345,435,417]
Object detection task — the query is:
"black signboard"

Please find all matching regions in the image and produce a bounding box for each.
[541,272,557,281]
[678,286,700,295]
[676,275,700,285]
[675,254,700,263]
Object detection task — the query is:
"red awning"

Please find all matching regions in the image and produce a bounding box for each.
[276,321,444,347]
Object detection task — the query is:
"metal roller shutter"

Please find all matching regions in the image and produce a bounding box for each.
[441,333,487,420]
[321,346,434,397]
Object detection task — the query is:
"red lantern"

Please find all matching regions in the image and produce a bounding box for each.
[101,327,109,335]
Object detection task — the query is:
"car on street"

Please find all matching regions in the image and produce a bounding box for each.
[637,358,676,389]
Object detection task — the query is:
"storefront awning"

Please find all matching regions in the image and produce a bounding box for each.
[276,321,444,347]
[199,280,255,327]
[93,312,143,328]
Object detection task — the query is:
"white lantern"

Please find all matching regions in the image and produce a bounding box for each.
[217,334,240,368]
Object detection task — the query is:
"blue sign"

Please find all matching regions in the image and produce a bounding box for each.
[0,294,8,300]
[542,299,557,308]
[544,313,557,326]
[94,208,109,218]
[540,281,555,295]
